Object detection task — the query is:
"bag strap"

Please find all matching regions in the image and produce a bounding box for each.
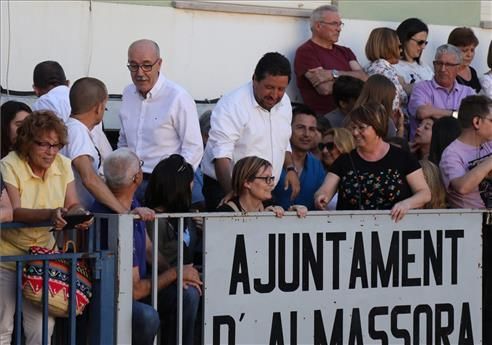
[226,201,241,213]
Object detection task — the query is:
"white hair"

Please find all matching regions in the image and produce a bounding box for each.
[435,44,463,64]
[103,148,140,190]
[310,5,339,29]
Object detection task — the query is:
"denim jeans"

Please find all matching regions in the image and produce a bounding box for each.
[132,301,160,345]
[157,284,200,345]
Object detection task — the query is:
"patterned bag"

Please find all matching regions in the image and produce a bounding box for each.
[22,240,92,318]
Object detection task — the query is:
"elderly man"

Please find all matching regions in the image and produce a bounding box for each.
[32,61,113,167]
[408,44,475,140]
[201,52,300,210]
[440,95,492,209]
[294,5,367,116]
[91,148,201,345]
[117,39,203,201]
[272,105,326,210]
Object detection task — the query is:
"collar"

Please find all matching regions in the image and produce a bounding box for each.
[134,73,165,100]
[431,78,459,93]
[16,152,63,182]
[248,81,286,112]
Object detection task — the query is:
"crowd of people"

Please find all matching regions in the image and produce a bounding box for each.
[1,4,492,345]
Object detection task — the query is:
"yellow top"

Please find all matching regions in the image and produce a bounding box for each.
[0,151,74,270]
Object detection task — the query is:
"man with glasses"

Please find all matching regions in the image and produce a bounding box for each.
[272,105,325,210]
[408,44,475,140]
[61,77,128,213]
[294,5,367,116]
[118,39,203,201]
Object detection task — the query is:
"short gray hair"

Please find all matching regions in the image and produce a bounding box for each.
[310,5,338,29]
[435,44,462,64]
[103,148,140,190]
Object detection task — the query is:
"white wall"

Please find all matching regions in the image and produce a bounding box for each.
[1,1,490,104]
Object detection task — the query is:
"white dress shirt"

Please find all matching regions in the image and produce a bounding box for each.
[202,81,292,186]
[117,74,203,172]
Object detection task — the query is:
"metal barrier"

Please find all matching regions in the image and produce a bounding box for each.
[112,209,488,345]
[0,215,117,345]
[3,210,488,344]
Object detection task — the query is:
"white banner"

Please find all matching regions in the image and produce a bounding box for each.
[203,210,483,345]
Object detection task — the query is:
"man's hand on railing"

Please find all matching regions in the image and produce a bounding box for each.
[183,264,203,295]
[131,207,156,221]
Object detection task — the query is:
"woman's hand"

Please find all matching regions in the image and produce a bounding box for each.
[265,205,285,218]
[51,207,68,230]
[288,204,308,218]
[314,193,329,210]
[182,264,203,295]
[390,200,411,223]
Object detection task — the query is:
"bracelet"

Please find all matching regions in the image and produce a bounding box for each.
[286,165,297,173]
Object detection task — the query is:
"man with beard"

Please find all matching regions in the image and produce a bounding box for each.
[202,52,300,210]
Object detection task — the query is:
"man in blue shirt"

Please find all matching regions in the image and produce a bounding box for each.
[273,105,326,210]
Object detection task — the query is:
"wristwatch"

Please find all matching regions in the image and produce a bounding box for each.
[332,69,340,79]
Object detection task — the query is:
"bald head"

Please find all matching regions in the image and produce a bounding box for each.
[128,39,160,59]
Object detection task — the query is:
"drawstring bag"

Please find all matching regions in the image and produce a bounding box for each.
[22,240,92,318]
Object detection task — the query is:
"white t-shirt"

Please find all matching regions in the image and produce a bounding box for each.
[61,118,100,209]
[394,60,434,85]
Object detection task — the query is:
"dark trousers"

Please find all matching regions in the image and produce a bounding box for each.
[202,175,225,211]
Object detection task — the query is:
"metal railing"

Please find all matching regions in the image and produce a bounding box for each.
[0,216,117,345]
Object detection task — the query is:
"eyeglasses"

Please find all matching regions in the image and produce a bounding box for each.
[126,60,159,72]
[34,140,63,151]
[319,21,344,28]
[348,124,370,133]
[254,176,275,185]
[318,142,336,151]
[410,38,428,46]
[132,160,144,182]
[433,61,460,69]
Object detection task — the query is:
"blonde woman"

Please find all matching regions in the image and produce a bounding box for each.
[419,160,446,208]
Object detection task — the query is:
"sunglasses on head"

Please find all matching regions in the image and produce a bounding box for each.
[318,142,335,151]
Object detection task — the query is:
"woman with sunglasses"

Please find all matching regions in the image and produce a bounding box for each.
[0,110,90,344]
[395,18,434,90]
[319,128,355,210]
[314,102,430,222]
[217,156,307,217]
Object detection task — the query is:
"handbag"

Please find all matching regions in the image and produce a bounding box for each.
[22,240,92,318]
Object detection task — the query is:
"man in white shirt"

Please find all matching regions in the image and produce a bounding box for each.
[202,52,300,210]
[117,39,203,201]
[31,60,113,169]
[61,77,127,213]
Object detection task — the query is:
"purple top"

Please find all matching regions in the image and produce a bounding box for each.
[407,79,475,140]
[91,199,147,278]
[440,140,492,209]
